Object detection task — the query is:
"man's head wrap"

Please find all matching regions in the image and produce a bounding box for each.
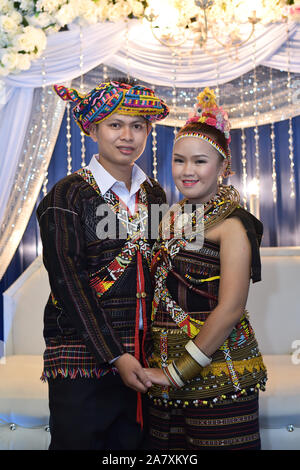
[53,81,169,136]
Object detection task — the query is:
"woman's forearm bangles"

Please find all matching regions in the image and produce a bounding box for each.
[163,340,212,389]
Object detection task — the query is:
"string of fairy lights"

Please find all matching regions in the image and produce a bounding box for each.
[286,24,296,200]
[40,32,297,219]
[79,27,86,169]
[239,75,248,210]
[269,67,277,205]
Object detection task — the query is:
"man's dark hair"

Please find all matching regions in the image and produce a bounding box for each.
[109,75,137,87]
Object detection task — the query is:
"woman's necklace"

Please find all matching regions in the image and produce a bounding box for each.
[156,184,240,256]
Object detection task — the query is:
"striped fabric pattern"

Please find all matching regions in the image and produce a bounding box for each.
[148,394,261,450]
[53,82,169,136]
[36,171,166,380]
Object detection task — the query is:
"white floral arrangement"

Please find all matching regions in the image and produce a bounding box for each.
[0,0,147,76]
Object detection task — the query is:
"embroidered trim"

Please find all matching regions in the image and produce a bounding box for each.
[41,366,118,381]
[75,167,152,300]
[149,354,266,379]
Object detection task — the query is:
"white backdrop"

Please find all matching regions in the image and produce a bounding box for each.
[0,19,300,280]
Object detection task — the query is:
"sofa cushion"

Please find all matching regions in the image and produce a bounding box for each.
[259,355,300,428]
[260,427,300,451]
[0,355,49,427]
[0,425,50,451]
[246,249,300,355]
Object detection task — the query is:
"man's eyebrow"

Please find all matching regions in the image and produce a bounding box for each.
[108,117,146,123]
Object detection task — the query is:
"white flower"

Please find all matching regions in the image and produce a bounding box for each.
[0,12,22,34]
[25,12,54,28]
[106,3,123,22]
[76,0,98,24]
[36,0,64,14]
[16,53,31,70]
[54,3,78,27]
[1,51,20,71]
[120,1,133,18]
[13,26,47,55]
[95,3,110,21]
[0,0,15,15]
[19,0,35,13]
[131,1,144,17]
[108,2,131,22]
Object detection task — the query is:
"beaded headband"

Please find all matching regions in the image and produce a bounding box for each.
[174,132,228,160]
[53,81,169,136]
[174,87,234,178]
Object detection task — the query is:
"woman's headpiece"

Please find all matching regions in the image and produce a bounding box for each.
[53,81,169,136]
[174,87,233,178]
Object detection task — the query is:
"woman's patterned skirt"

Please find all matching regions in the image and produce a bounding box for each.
[148,393,261,450]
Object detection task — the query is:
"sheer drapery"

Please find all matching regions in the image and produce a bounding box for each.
[110,22,300,86]
[1,112,299,341]
[0,22,127,280]
[1,20,300,280]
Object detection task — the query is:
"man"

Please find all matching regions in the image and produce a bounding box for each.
[36,79,169,450]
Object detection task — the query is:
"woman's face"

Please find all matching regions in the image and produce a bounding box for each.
[172,136,226,203]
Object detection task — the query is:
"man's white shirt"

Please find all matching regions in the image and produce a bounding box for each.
[86,155,153,362]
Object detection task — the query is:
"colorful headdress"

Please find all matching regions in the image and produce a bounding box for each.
[53,81,169,136]
[174,87,233,178]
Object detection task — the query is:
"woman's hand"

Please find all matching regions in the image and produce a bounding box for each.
[143,368,170,387]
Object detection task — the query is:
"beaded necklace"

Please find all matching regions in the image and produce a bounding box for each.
[151,185,241,338]
[76,167,152,298]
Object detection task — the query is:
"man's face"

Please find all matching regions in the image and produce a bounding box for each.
[89,114,151,170]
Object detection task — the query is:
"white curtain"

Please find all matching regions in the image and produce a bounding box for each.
[1,19,300,280]
[0,21,127,280]
[110,22,300,86]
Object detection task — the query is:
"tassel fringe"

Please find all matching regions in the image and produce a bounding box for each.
[40,367,118,382]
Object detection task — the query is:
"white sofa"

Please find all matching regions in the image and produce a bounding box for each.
[0,247,300,450]
[246,247,300,450]
[0,256,51,450]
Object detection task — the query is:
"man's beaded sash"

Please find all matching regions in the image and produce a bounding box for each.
[76,167,152,299]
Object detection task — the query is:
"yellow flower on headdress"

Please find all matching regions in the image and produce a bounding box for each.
[197,87,217,109]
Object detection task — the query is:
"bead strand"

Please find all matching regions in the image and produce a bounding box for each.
[41,55,48,197]
[239,75,248,209]
[66,101,72,175]
[269,68,277,204]
[79,26,86,167]
[286,23,295,199]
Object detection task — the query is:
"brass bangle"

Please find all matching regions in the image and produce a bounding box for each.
[172,360,186,384]
[173,351,203,382]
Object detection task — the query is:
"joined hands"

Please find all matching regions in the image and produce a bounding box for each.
[114,353,170,392]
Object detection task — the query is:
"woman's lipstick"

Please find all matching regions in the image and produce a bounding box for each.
[182,179,199,187]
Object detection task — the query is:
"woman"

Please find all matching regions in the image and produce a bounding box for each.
[144,88,267,450]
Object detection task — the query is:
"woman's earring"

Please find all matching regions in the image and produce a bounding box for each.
[218,175,223,185]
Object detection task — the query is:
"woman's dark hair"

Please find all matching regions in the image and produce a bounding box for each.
[176,121,229,158]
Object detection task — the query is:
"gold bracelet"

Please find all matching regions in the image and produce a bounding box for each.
[185,340,212,367]
[173,351,203,382]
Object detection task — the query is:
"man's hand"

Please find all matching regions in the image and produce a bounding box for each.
[143,368,170,387]
[114,353,152,393]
